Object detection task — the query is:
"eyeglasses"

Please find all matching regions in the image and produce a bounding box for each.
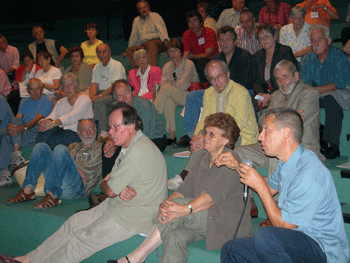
[203,129,222,139]
[107,122,124,132]
[173,72,177,81]
[207,74,224,83]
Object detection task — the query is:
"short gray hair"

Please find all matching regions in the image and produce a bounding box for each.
[264,108,303,143]
[204,60,229,78]
[309,24,330,39]
[27,78,44,90]
[112,79,134,92]
[290,6,306,18]
[274,60,298,76]
[133,49,149,64]
[61,72,79,91]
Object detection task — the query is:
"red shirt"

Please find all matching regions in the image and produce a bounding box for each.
[182,27,219,59]
[258,2,291,27]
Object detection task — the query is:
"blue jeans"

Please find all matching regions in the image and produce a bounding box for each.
[35,126,81,150]
[23,143,85,199]
[221,226,326,263]
[0,117,37,170]
[183,90,205,138]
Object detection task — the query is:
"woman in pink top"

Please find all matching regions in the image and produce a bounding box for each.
[128,49,162,101]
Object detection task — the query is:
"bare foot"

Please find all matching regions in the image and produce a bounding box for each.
[14,255,32,263]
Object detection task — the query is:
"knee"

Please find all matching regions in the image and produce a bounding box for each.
[34,142,50,151]
[253,227,275,255]
[162,231,187,249]
[53,145,70,156]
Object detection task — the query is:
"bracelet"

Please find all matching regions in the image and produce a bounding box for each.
[52,120,56,127]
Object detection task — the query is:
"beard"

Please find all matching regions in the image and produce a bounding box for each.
[280,78,297,95]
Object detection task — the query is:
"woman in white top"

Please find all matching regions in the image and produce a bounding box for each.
[197,1,217,33]
[36,72,93,149]
[36,51,62,99]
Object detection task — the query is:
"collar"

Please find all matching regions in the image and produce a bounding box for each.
[136,64,151,77]
[278,143,305,180]
[122,130,143,151]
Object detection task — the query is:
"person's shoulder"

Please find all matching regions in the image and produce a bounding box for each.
[237,46,253,58]
[259,5,268,13]
[76,94,91,104]
[150,65,162,73]
[280,23,292,33]
[298,81,318,94]
[280,1,291,8]
[133,95,153,109]
[329,46,349,59]
[183,29,192,38]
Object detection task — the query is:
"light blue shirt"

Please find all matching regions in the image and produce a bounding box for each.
[267,144,349,263]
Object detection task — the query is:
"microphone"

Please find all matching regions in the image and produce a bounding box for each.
[242,160,253,202]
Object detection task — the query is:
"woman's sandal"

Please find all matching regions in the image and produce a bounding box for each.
[107,256,145,263]
[33,193,62,210]
[7,189,36,204]
[0,254,21,263]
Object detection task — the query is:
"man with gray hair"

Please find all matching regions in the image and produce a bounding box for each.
[7,119,102,209]
[11,103,167,263]
[219,108,349,263]
[90,43,126,140]
[124,0,170,68]
[300,24,350,159]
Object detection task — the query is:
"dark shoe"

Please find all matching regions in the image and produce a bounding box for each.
[250,207,258,218]
[89,194,108,208]
[259,219,272,227]
[107,256,145,263]
[167,137,177,145]
[324,147,340,159]
[175,135,191,147]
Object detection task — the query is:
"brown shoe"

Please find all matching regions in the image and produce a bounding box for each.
[33,193,62,210]
[7,189,36,204]
[260,219,272,227]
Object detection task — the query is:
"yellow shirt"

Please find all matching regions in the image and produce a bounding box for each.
[81,39,103,65]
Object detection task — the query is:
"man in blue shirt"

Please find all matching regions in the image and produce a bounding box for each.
[0,78,53,186]
[217,108,349,263]
[300,24,350,159]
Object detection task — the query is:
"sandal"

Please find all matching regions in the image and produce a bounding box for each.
[7,189,36,204]
[33,193,62,210]
[0,254,21,263]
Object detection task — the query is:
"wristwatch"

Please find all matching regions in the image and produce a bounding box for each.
[323,6,327,10]
[23,125,28,131]
[187,204,193,214]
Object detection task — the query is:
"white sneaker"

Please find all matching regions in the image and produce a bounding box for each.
[168,174,184,190]
[9,151,25,170]
[0,170,13,187]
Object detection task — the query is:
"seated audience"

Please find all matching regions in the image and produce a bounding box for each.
[14,50,42,87]
[300,25,350,159]
[35,73,93,150]
[12,103,167,263]
[0,78,53,187]
[254,24,298,108]
[258,0,291,31]
[183,10,219,83]
[7,119,101,210]
[124,0,170,68]
[154,39,198,145]
[128,49,162,101]
[296,0,339,27]
[219,108,349,263]
[0,34,19,81]
[197,1,217,33]
[216,0,246,29]
[28,26,68,68]
[102,79,167,180]
[81,23,103,67]
[235,10,261,55]
[280,7,311,62]
[110,112,252,263]
[176,25,255,148]
[36,51,62,100]
[90,43,126,140]
[64,46,92,95]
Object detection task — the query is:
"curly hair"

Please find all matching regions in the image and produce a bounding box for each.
[204,113,240,149]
